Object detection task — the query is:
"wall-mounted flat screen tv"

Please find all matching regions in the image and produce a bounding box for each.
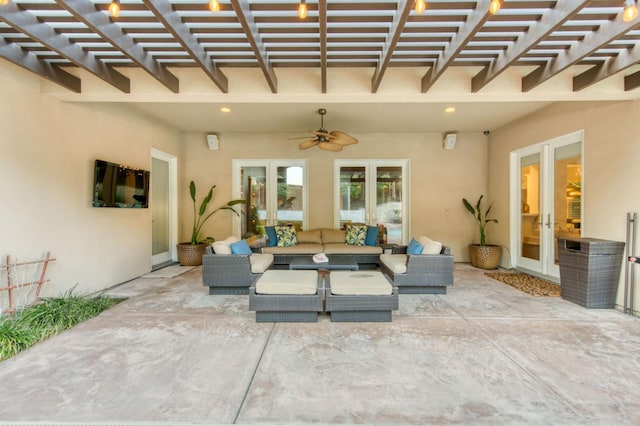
[93,159,150,208]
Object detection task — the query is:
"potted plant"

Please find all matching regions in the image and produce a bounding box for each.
[462,195,501,269]
[177,180,246,266]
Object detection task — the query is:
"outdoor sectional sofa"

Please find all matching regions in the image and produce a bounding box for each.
[202,246,274,295]
[379,244,454,294]
[260,228,383,269]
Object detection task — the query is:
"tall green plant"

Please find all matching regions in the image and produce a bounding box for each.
[189,180,246,245]
[462,195,498,246]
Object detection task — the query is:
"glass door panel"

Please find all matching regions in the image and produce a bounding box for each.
[339,166,366,228]
[151,157,170,262]
[239,166,267,238]
[376,166,403,244]
[520,153,541,263]
[276,166,304,230]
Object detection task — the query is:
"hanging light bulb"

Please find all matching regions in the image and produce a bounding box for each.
[415,0,426,15]
[489,0,502,14]
[209,0,220,13]
[108,0,120,18]
[298,0,307,19]
[623,0,639,22]
[0,0,9,6]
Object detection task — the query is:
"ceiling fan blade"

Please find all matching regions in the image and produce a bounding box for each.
[329,131,358,145]
[299,140,319,150]
[318,142,343,152]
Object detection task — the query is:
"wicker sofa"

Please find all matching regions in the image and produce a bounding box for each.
[260,228,383,269]
[379,244,454,294]
[202,246,274,295]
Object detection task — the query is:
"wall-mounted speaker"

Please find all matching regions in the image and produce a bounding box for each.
[206,133,219,150]
[443,133,457,150]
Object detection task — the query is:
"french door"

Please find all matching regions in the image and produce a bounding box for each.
[232,160,308,238]
[334,160,409,245]
[151,149,178,267]
[511,131,583,280]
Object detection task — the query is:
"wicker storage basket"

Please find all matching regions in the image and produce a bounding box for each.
[557,238,625,308]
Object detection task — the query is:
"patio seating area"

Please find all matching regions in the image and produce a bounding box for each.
[0,264,639,424]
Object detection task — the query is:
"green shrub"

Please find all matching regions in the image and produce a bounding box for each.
[0,290,120,362]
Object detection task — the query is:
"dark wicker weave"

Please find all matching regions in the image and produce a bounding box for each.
[380,245,454,294]
[249,274,324,322]
[271,253,380,270]
[324,274,398,322]
[202,250,272,295]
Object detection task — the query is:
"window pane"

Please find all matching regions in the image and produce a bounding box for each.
[240,166,266,238]
[276,166,304,230]
[376,166,403,244]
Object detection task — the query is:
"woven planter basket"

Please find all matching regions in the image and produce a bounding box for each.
[177,243,207,266]
[469,244,501,270]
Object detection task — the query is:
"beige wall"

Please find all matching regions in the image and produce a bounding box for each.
[0,60,181,297]
[180,131,488,261]
[488,100,640,309]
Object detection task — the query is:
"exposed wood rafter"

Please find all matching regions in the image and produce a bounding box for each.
[371,0,412,93]
[422,0,492,93]
[472,0,589,93]
[0,35,81,93]
[574,41,640,91]
[522,9,640,92]
[142,0,228,93]
[319,0,327,93]
[0,2,129,93]
[625,70,640,91]
[230,0,277,93]
[57,0,179,93]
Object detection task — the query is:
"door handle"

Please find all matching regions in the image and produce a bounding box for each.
[545,214,552,229]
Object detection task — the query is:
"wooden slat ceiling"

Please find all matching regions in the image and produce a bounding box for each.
[0,0,639,94]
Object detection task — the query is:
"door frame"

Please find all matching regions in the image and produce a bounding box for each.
[509,130,584,279]
[151,149,178,265]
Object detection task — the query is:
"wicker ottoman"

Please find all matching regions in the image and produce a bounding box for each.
[249,270,323,322]
[325,271,398,322]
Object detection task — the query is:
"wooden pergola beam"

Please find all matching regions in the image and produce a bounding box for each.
[319,0,327,93]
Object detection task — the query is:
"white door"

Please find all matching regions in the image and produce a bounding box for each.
[511,131,583,280]
[151,150,177,266]
[334,160,409,245]
[232,160,308,238]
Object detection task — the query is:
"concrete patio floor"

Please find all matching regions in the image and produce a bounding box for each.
[0,263,639,425]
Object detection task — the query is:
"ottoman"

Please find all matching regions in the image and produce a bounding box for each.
[325,271,399,322]
[249,270,323,322]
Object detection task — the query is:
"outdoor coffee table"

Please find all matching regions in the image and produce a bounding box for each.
[289,255,359,271]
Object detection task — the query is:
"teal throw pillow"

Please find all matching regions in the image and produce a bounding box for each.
[230,239,252,255]
[275,226,297,247]
[407,238,423,255]
[365,226,379,246]
[265,226,277,247]
[345,224,367,246]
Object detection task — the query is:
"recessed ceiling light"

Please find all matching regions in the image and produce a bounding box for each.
[220,107,231,113]
[445,107,456,113]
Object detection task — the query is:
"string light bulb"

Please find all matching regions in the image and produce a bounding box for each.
[209,0,220,13]
[489,0,502,14]
[298,0,307,19]
[415,0,426,15]
[623,0,639,22]
[108,0,120,18]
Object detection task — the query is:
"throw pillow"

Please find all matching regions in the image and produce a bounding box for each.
[365,226,380,246]
[418,235,443,255]
[230,239,252,255]
[265,226,277,247]
[211,236,238,254]
[345,224,367,246]
[407,238,423,255]
[275,225,297,247]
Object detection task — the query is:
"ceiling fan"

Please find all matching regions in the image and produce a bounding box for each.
[296,108,358,152]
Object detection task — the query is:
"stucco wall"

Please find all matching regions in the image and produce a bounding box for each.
[488,100,640,309]
[0,60,181,297]
[179,130,488,262]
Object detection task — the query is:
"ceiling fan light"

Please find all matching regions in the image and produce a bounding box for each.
[489,0,501,14]
[415,0,426,15]
[298,0,307,19]
[108,0,120,18]
[209,0,220,13]
[623,0,639,22]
